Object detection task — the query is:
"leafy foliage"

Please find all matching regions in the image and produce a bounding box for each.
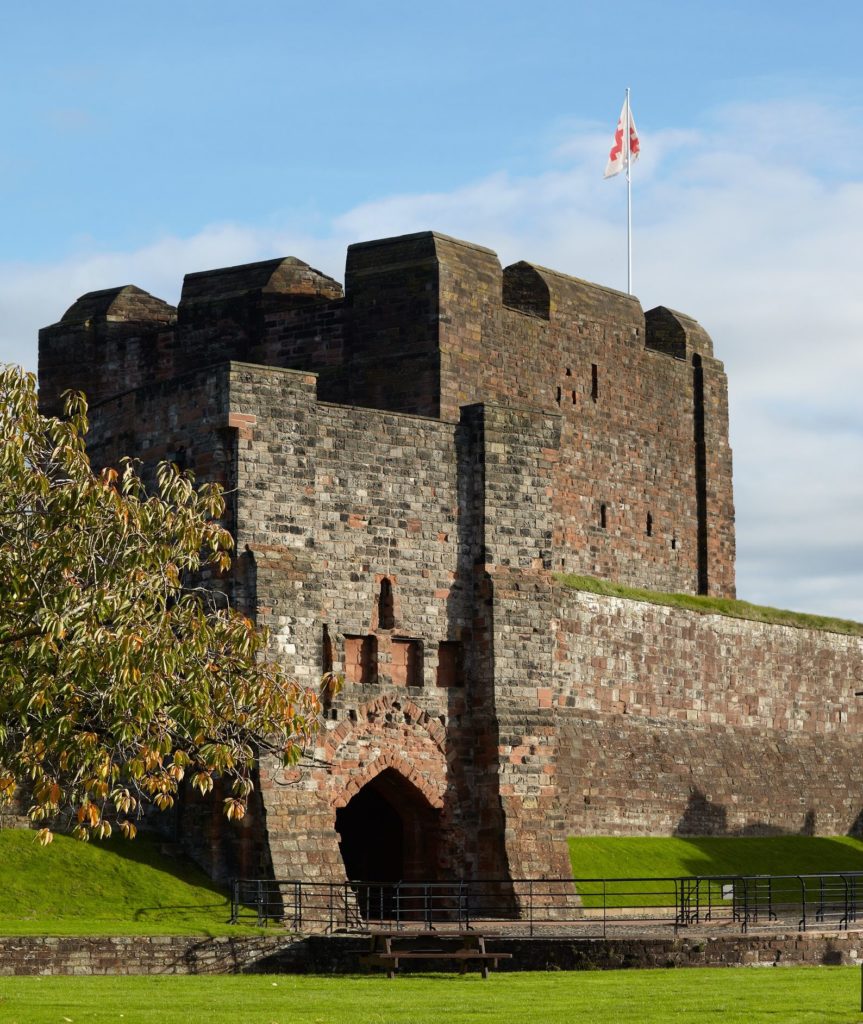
[0,365,322,842]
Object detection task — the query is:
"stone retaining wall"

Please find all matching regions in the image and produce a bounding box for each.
[0,935,289,976]
[3,930,862,975]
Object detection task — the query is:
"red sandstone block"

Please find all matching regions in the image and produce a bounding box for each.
[228,412,257,427]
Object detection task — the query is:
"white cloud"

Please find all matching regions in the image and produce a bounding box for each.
[2,98,861,618]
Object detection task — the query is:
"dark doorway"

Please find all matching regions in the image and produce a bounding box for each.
[335,768,441,920]
[336,783,404,884]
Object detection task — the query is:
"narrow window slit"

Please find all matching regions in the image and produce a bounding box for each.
[322,624,333,674]
[378,578,394,629]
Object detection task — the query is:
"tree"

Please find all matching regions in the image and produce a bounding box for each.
[0,365,323,843]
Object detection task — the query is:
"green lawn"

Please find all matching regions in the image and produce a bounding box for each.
[0,970,861,1024]
[0,829,263,936]
[557,572,863,637]
[569,836,863,908]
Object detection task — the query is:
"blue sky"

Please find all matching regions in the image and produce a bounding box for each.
[2,2,862,617]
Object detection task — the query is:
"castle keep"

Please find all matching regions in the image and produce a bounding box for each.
[39,232,863,885]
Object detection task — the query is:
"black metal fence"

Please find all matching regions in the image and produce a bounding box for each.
[230,872,863,936]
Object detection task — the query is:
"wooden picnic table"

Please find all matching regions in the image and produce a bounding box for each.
[361,931,512,979]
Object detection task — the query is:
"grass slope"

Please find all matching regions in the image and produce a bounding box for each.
[557,572,863,637]
[0,970,860,1024]
[568,835,863,879]
[0,829,259,935]
[569,835,863,907]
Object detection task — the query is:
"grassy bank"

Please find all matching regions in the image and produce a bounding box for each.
[569,835,863,879]
[557,573,863,637]
[569,835,863,907]
[0,829,262,935]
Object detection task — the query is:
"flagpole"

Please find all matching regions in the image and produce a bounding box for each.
[625,86,632,296]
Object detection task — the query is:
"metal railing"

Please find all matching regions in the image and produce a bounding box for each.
[229,871,863,937]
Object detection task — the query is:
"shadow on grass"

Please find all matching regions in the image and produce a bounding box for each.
[90,833,228,897]
[673,792,863,879]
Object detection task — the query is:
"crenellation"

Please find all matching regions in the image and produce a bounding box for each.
[38,285,176,416]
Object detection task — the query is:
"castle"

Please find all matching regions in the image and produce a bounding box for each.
[38,231,863,885]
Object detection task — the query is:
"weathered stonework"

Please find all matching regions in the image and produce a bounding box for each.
[2,931,863,974]
[34,231,863,889]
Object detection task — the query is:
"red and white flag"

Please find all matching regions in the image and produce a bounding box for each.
[604,95,640,179]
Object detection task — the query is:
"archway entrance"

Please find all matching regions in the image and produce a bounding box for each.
[335,768,440,894]
[336,783,404,883]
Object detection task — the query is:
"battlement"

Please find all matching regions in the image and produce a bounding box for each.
[60,283,177,326]
[39,231,735,598]
[40,232,716,414]
[178,256,342,325]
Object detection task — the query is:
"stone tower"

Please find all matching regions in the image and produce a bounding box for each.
[38,232,863,887]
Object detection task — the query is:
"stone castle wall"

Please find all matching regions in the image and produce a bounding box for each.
[33,231,863,890]
[40,231,735,600]
[336,233,735,596]
[492,587,863,879]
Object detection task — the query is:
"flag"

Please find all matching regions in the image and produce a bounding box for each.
[604,95,640,179]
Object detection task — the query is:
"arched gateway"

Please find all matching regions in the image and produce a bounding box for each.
[335,767,440,884]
